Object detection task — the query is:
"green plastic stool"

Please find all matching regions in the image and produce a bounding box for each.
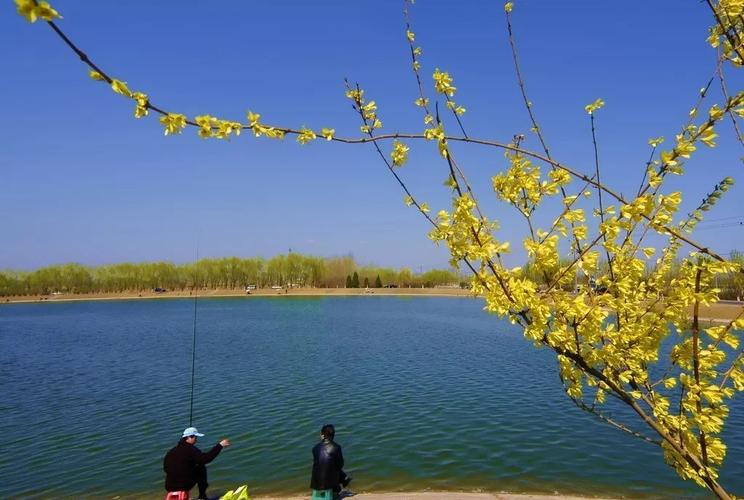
[311,489,333,500]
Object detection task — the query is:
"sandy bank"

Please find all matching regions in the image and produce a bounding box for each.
[1,286,473,305]
[253,493,613,500]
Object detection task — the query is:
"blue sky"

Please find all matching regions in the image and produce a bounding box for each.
[2,1,742,271]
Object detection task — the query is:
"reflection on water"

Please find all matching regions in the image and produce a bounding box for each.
[0,296,741,499]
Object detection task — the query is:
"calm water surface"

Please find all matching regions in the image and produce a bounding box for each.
[1,297,742,499]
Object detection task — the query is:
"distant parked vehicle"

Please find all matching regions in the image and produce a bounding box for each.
[271,285,282,290]
[153,287,167,293]
[245,284,257,291]
[385,284,399,288]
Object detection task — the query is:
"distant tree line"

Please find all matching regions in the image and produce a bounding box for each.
[0,253,467,296]
[4,250,743,299]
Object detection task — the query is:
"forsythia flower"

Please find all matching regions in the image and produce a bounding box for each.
[642,247,656,258]
[391,140,410,167]
[89,70,105,81]
[648,136,664,148]
[404,195,414,206]
[321,128,335,141]
[446,100,466,115]
[344,88,364,102]
[361,101,377,121]
[215,120,242,139]
[160,113,187,136]
[110,79,132,98]
[505,2,514,12]
[132,92,149,118]
[433,68,457,96]
[16,0,61,22]
[585,98,605,114]
[406,30,415,42]
[698,125,718,147]
[195,115,216,138]
[247,111,261,126]
[296,127,317,145]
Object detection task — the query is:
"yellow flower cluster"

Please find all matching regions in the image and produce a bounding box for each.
[708,1,744,65]
[432,68,457,97]
[296,127,317,145]
[195,115,242,140]
[492,149,570,217]
[345,87,383,134]
[390,140,410,167]
[15,0,60,23]
[246,111,285,139]
[159,114,187,136]
[584,98,605,114]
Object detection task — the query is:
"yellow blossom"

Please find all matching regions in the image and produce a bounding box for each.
[321,128,335,141]
[159,113,187,136]
[391,140,410,167]
[247,111,261,126]
[195,115,215,138]
[296,127,317,145]
[110,79,132,98]
[132,92,149,118]
[15,0,61,22]
[432,68,457,96]
[584,98,605,114]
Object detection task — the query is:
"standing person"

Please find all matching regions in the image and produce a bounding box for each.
[310,424,352,500]
[164,426,231,500]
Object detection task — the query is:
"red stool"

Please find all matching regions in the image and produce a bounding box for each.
[165,492,189,500]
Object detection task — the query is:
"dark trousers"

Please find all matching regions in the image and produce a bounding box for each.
[333,470,350,494]
[187,464,208,499]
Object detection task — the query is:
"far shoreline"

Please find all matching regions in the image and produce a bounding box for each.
[2,287,740,323]
[0,286,474,305]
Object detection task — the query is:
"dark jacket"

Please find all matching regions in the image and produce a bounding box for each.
[310,439,344,490]
[164,438,223,491]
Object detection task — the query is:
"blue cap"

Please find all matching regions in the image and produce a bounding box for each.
[182,427,205,438]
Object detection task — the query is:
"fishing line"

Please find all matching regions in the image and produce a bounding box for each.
[189,244,199,426]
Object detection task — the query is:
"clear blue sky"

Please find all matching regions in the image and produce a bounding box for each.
[2,1,742,271]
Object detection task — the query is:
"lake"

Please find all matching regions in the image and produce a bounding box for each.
[1,296,741,499]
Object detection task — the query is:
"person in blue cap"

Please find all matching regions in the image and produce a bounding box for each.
[163,426,231,500]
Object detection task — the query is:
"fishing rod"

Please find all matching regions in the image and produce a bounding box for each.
[189,245,199,426]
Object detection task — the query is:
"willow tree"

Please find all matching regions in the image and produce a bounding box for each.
[14,0,744,497]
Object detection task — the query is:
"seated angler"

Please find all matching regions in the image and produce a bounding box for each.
[164,426,231,500]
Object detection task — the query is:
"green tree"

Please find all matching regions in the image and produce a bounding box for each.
[398,268,413,287]
[351,271,360,288]
[345,274,352,288]
[375,274,382,288]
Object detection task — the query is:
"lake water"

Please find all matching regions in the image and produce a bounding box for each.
[1,296,742,499]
